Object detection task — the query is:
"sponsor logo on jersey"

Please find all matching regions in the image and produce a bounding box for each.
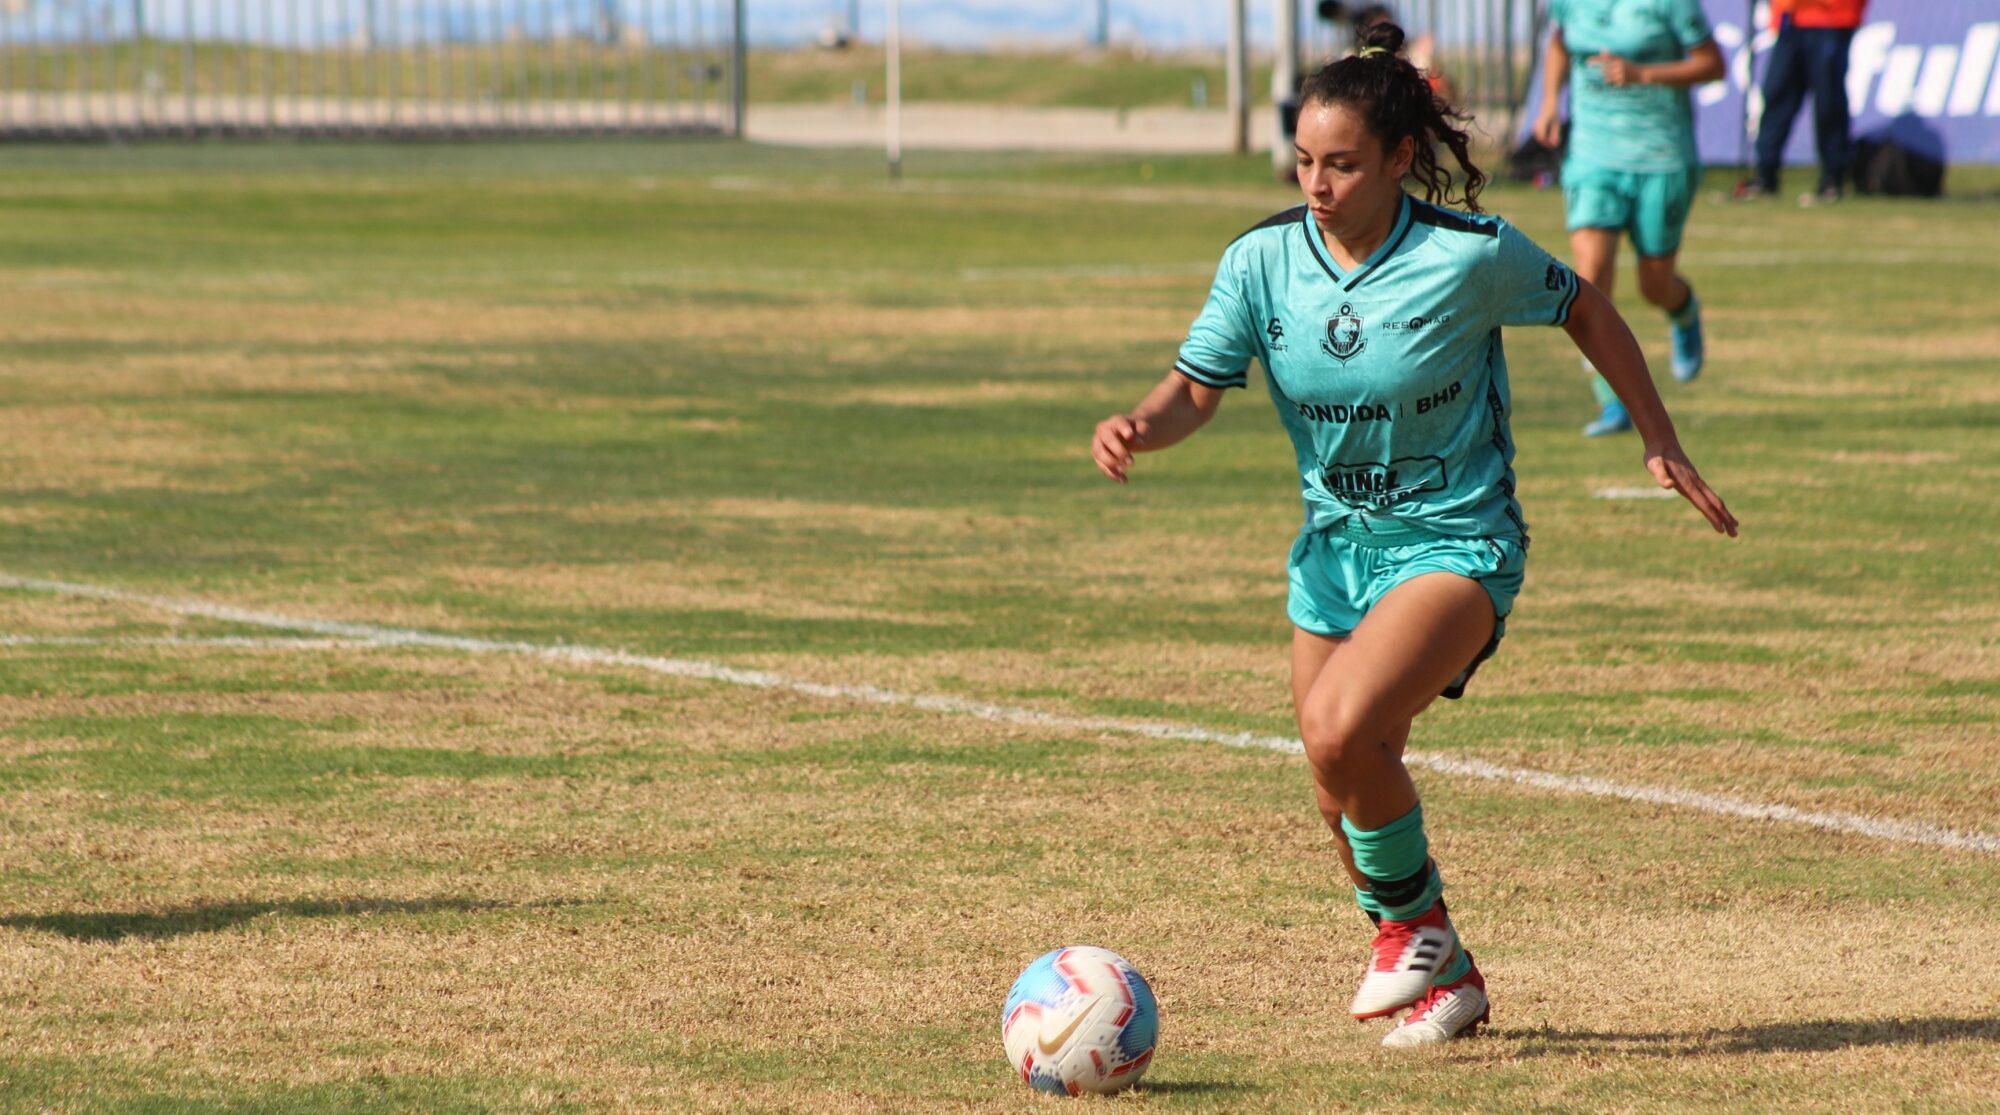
[1295,401,1391,424]
[1267,317,1288,351]
[1383,313,1454,332]
[1321,303,1366,362]
[1318,455,1450,509]
[1415,379,1463,414]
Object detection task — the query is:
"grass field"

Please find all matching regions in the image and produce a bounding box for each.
[0,139,1997,1113]
[2,44,1275,110]
[750,45,1278,109]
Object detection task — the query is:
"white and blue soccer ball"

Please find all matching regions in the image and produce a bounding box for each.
[1001,945,1159,1096]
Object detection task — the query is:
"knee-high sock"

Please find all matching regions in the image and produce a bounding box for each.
[1340,804,1444,922]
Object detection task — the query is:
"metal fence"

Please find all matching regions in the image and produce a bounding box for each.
[1296,0,1549,146]
[0,0,742,138]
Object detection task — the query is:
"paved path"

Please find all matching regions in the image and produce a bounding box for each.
[0,93,1271,153]
[745,102,1273,154]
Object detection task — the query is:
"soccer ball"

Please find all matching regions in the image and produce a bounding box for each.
[1001,945,1159,1096]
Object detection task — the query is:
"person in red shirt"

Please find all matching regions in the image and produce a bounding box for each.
[1747,0,1870,204]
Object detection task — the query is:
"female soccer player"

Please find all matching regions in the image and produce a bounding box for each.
[1090,22,1737,1048]
[1532,0,1725,436]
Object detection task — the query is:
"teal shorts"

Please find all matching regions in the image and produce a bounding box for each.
[1287,519,1526,699]
[1562,161,1702,259]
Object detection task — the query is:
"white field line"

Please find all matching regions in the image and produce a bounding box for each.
[4,572,1996,856]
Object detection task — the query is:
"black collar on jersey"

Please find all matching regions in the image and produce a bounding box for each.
[1300,192,1417,293]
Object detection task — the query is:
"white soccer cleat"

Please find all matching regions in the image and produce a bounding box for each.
[1349,902,1458,1020]
[1381,965,1489,1049]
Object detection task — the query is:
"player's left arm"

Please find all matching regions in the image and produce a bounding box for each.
[1593,40,1724,88]
[1563,281,1740,537]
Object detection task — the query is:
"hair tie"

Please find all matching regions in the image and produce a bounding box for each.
[1357,45,1389,58]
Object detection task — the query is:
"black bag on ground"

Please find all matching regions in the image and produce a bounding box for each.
[1852,136,1944,198]
[1507,134,1563,183]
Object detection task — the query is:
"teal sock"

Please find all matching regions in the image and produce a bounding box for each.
[1353,886,1385,921]
[1433,938,1472,984]
[1589,373,1619,408]
[1340,805,1444,922]
[1668,288,1700,327]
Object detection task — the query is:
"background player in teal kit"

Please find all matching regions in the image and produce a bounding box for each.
[1091,22,1737,1048]
[1533,0,1724,437]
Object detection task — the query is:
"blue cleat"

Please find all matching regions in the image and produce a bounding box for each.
[1583,401,1632,437]
[1669,297,1704,383]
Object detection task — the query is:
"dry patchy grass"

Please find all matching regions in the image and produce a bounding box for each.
[0,645,1995,1112]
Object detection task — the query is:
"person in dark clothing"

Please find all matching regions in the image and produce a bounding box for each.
[1747,0,1870,205]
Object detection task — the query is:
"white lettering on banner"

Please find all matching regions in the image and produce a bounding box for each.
[1700,18,2000,123]
[1913,46,1958,116]
[1876,44,1924,116]
[1698,20,1751,109]
[1950,24,2000,116]
[1842,21,2000,120]
[1847,23,1898,113]
[1988,32,2000,116]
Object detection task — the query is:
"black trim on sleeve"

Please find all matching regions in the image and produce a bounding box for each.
[1230,205,1308,247]
[1410,200,1499,238]
[1553,277,1582,326]
[1173,360,1248,389]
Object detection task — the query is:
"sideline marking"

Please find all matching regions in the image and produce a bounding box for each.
[4,572,1995,856]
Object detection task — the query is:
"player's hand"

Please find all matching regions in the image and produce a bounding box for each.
[1593,52,1641,87]
[1532,108,1563,149]
[1646,443,1738,537]
[1091,415,1150,484]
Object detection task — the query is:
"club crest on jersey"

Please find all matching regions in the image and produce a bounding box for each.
[1321,303,1366,362]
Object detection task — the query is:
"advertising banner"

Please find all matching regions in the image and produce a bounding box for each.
[1523,1,2000,166]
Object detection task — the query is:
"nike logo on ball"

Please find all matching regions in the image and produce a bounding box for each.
[1036,1009,1089,1056]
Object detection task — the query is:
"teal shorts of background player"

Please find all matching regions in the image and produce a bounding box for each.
[1286,521,1526,698]
[1562,162,1704,258]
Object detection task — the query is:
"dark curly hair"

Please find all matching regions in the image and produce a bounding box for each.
[1297,20,1486,212]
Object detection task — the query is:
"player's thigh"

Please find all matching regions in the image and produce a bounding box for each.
[1631,167,1698,260]
[1291,626,1344,714]
[1312,571,1498,735]
[1566,227,1621,292]
[1564,166,1631,271]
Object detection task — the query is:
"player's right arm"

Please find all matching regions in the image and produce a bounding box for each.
[1533,26,1570,148]
[1097,229,1258,483]
[1091,372,1228,484]
[1563,281,1738,536]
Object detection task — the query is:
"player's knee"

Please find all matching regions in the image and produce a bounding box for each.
[1299,701,1381,785]
[1638,268,1681,307]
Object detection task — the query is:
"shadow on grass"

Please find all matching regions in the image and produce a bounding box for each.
[1506,1015,2000,1056]
[0,895,588,942]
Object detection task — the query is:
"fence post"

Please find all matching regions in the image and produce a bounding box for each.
[1271,0,1298,178]
[1227,0,1246,155]
[730,0,744,138]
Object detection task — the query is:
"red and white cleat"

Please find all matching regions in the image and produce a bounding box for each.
[1381,964,1489,1049]
[1349,902,1458,1020]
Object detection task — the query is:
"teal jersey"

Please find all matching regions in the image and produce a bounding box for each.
[1174,196,1581,542]
[1549,0,1713,173]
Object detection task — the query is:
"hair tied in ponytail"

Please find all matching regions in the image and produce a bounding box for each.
[1298,19,1488,212]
